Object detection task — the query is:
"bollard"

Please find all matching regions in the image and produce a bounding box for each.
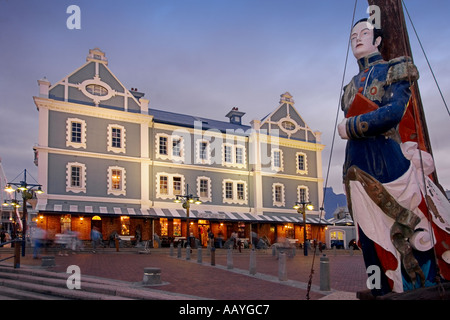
[320,255,331,291]
[272,245,276,257]
[177,242,182,258]
[170,243,174,257]
[278,252,287,281]
[349,248,354,256]
[211,247,216,266]
[143,267,162,285]
[249,249,257,275]
[186,245,191,260]
[227,248,233,269]
[197,247,202,263]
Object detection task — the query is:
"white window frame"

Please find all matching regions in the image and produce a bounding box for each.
[221,143,246,168]
[271,148,284,172]
[197,176,212,203]
[107,166,126,196]
[297,185,310,203]
[195,139,211,165]
[66,118,86,149]
[66,162,86,193]
[296,152,308,175]
[156,172,185,200]
[156,133,185,163]
[107,124,126,154]
[222,179,248,205]
[272,183,285,207]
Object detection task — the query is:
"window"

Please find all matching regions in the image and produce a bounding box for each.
[224,145,233,163]
[297,186,309,203]
[236,146,244,165]
[156,173,185,199]
[236,183,245,200]
[271,148,284,172]
[296,152,308,175]
[111,169,122,190]
[173,176,182,195]
[173,219,182,237]
[159,175,168,195]
[272,183,285,207]
[225,182,233,199]
[196,139,211,164]
[222,142,246,168]
[197,176,212,202]
[172,138,182,157]
[71,122,82,143]
[159,136,168,155]
[107,166,126,196]
[156,134,185,162]
[112,128,121,148]
[222,179,247,205]
[66,118,86,149]
[66,162,86,193]
[120,216,130,236]
[86,84,108,96]
[107,124,126,153]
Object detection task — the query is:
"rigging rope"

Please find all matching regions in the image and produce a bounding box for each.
[402,0,450,118]
[304,0,358,301]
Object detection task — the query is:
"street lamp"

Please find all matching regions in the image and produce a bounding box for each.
[4,169,44,265]
[174,184,201,248]
[293,201,314,256]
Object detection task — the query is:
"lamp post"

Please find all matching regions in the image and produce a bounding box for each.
[4,169,44,264]
[174,184,201,249]
[293,201,314,256]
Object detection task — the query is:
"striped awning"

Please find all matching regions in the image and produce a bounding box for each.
[37,203,330,225]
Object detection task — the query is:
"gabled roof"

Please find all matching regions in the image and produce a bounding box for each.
[260,92,318,143]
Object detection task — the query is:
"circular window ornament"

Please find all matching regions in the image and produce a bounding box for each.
[78,76,116,104]
[278,117,299,135]
[86,84,108,96]
[282,120,296,131]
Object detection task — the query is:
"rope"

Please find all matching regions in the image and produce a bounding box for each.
[305,0,358,300]
[400,0,446,299]
[402,0,450,118]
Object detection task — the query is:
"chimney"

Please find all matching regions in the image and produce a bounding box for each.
[225,107,245,125]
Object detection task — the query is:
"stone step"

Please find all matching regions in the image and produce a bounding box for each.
[0,284,68,300]
[0,265,196,300]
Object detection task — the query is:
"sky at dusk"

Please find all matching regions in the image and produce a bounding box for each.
[1,0,449,196]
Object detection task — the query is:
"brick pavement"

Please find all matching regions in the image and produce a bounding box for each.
[0,247,368,300]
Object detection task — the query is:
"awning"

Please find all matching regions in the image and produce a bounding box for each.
[37,203,330,225]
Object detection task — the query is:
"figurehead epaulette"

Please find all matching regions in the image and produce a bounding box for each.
[386,56,419,85]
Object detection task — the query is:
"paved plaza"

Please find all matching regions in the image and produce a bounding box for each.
[0,246,368,300]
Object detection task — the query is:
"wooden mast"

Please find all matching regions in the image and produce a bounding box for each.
[367,0,440,186]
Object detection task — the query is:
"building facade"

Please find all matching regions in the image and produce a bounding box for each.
[33,48,326,247]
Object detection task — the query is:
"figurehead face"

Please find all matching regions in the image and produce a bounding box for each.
[351,19,382,60]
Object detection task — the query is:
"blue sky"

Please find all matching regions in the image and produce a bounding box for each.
[1,0,449,194]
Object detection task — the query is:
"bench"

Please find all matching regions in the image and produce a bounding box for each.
[41,256,55,267]
[142,267,161,285]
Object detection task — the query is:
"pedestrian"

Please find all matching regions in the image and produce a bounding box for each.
[0,230,5,247]
[207,228,214,249]
[91,227,101,253]
[32,227,47,259]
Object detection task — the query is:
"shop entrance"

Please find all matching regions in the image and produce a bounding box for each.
[197,220,210,247]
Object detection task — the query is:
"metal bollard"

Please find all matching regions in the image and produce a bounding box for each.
[320,255,331,291]
[211,247,216,266]
[249,249,256,275]
[170,243,174,257]
[177,242,182,258]
[278,252,287,281]
[186,245,191,260]
[227,248,233,269]
[197,247,202,263]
